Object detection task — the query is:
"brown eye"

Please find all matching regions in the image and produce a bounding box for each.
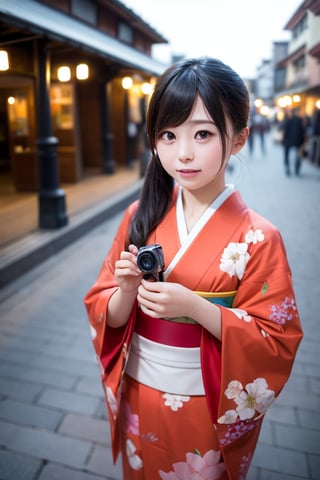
[196,130,211,139]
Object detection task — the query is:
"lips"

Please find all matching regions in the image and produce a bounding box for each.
[177,169,200,178]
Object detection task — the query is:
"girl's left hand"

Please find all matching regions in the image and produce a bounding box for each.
[137,279,193,318]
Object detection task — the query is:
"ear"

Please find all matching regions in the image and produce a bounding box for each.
[231,127,249,155]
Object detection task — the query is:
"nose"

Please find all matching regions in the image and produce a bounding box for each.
[178,140,194,163]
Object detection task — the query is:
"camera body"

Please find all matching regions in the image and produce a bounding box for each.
[137,244,164,280]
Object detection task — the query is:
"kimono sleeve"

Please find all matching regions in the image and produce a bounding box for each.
[216,216,303,425]
[83,201,138,375]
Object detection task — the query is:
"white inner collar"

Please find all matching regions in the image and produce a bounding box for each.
[163,184,235,280]
[176,184,235,244]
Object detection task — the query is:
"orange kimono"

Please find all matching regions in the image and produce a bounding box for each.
[84,186,303,479]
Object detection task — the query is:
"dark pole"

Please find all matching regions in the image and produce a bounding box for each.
[36,39,68,229]
[101,81,115,174]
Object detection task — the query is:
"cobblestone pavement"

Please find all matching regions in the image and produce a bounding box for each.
[0,131,319,479]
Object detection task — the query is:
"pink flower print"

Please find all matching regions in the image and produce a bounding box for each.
[239,452,252,479]
[159,449,225,479]
[121,401,139,435]
[269,296,297,325]
[141,432,158,442]
[219,422,256,447]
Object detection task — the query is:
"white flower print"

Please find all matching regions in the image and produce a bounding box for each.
[90,325,97,340]
[219,242,250,280]
[225,380,243,399]
[245,228,264,245]
[218,409,238,424]
[163,393,190,411]
[105,385,118,416]
[218,378,275,424]
[260,328,269,338]
[97,356,104,376]
[126,439,143,470]
[230,308,252,323]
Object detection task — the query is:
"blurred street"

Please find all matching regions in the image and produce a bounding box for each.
[0,129,320,480]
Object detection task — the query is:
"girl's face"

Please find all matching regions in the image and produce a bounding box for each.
[155,96,247,198]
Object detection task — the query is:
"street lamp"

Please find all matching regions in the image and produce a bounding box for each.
[76,63,89,80]
[0,50,9,71]
[57,66,71,82]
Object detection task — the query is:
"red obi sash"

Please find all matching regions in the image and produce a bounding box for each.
[135,290,237,348]
[135,310,202,347]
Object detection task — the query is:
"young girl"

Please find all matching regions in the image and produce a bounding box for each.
[84,57,303,479]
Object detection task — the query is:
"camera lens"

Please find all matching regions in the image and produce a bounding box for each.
[138,252,157,272]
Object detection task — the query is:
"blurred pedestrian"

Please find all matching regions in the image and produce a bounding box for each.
[248,108,269,156]
[84,57,303,479]
[282,109,305,176]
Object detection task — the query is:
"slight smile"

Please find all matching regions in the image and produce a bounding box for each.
[177,169,201,178]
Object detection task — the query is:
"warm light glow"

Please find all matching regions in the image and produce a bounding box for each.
[0,50,9,71]
[293,95,301,103]
[122,76,133,90]
[260,105,269,116]
[57,66,71,82]
[315,100,320,109]
[141,82,153,95]
[7,96,15,105]
[254,98,263,108]
[76,63,89,80]
[277,96,292,108]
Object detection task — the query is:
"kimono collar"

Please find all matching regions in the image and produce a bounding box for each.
[163,185,235,280]
[176,184,235,244]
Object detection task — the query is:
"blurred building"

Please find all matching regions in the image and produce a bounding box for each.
[251,0,320,165]
[273,0,320,166]
[0,0,167,227]
[274,0,320,114]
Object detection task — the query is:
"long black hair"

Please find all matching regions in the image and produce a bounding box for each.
[129,56,249,248]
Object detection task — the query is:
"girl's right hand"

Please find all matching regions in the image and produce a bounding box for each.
[114,244,143,294]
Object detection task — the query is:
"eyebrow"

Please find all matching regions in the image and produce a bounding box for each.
[187,119,215,126]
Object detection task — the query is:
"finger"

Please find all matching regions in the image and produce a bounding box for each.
[139,301,161,318]
[141,278,163,292]
[128,244,139,255]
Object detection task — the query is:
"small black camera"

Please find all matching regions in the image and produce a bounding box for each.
[137,244,164,281]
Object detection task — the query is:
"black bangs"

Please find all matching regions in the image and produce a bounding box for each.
[148,67,199,145]
[157,69,198,129]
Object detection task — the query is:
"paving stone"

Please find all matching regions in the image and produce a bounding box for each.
[274,389,320,412]
[0,363,77,390]
[0,449,42,480]
[0,399,62,430]
[37,463,107,480]
[58,413,108,444]
[0,377,42,402]
[252,443,309,477]
[256,417,272,444]
[298,408,320,430]
[260,471,305,480]
[275,423,320,455]
[309,453,320,480]
[86,444,123,479]
[264,403,297,426]
[37,388,100,415]
[0,420,91,469]
[75,377,103,397]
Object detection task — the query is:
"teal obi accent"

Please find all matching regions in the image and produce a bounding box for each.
[166,291,237,324]
[204,294,235,308]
